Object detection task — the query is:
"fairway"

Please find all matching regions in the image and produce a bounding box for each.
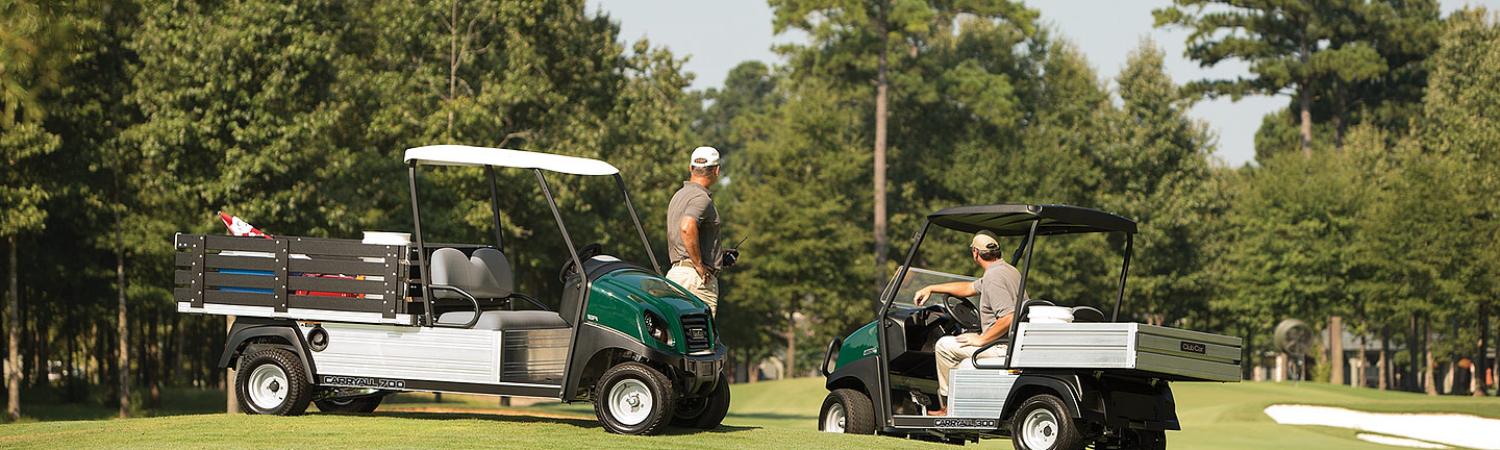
[3,379,1498,449]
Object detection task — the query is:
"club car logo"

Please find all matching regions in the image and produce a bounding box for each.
[322,375,405,389]
[1180,341,1207,354]
[686,328,707,340]
[934,418,998,428]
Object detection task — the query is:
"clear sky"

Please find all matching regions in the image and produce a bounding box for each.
[588,0,1500,167]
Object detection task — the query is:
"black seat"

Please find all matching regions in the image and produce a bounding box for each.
[1071,306,1106,322]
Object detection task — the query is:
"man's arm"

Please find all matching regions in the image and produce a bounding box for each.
[914,281,978,305]
[679,216,710,280]
[966,312,1014,346]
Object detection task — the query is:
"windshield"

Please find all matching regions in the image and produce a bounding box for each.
[546,173,657,271]
[887,267,976,310]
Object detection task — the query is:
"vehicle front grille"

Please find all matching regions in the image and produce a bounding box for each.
[681,314,712,352]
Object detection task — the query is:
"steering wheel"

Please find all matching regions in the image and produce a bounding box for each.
[558,243,604,282]
[939,294,983,333]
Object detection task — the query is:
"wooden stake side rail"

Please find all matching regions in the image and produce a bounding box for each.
[172,234,410,323]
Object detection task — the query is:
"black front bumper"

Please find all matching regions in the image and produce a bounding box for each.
[649,343,726,397]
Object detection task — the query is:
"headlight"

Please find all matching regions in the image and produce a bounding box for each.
[644,311,673,346]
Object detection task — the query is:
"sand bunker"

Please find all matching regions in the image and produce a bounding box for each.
[1263,404,1499,450]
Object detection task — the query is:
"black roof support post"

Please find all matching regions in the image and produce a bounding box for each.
[876,221,930,427]
[614,174,661,275]
[486,165,504,252]
[408,163,434,327]
[536,169,587,401]
[1004,220,1040,366]
[1112,233,1133,322]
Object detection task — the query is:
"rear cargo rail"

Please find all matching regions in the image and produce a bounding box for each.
[173,234,413,325]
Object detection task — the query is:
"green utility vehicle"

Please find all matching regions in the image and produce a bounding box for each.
[819,204,1241,449]
[173,145,728,435]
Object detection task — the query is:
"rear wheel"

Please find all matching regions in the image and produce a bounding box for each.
[235,348,312,416]
[819,388,874,434]
[593,362,675,435]
[1010,394,1083,450]
[672,372,731,429]
[315,394,384,413]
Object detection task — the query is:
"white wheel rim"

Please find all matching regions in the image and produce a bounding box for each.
[248,364,289,411]
[608,378,653,426]
[1022,407,1060,449]
[823,402,847,432]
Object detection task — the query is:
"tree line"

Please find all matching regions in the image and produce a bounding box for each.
[1,0,1496,420]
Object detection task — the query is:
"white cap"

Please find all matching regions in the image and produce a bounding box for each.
[971,230,1001,252]
[690,146,720,168]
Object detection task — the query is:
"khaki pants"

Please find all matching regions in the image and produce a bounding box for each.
[935,333,1006,398]
[666,264,719,315]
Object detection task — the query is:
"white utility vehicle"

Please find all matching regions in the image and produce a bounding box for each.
[818,204,1242,449]
[175,146,728,435]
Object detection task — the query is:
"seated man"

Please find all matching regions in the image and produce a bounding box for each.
[913,230,1023,416]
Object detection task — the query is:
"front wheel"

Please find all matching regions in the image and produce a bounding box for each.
[819,388,875,434]
[1010,394,1083,450]
[236,348,312,415]
[593,362,675,435]
[672,372,731,429]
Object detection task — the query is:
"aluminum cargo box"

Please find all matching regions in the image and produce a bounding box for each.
[1009,322,1242,382]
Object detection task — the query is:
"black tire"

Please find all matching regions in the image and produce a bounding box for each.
[235,347,313,416]
[315,394,384,413]
[671,372,731,429]
[593,362,675,435]
[819,388,875,434]
[1127,430,1166,450]
[1010,394,1083,450]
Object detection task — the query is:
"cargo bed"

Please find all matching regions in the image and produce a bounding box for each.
[1009,322,1243,382]
[173,234,416,325]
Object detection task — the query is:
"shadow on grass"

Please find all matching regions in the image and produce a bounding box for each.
[726,412,815,421]
[366,410,760,435]
[4,387,226,423]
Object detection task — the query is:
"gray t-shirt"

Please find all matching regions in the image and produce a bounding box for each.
[971,262,1024,333]
[666,181,720,267]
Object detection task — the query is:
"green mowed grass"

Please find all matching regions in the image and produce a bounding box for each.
[4,379,1497,449]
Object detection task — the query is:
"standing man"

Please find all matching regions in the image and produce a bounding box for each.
[666,147,723,315]
[913,230,1024,416]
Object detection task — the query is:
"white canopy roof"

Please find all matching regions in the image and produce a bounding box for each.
[403,145,619,176]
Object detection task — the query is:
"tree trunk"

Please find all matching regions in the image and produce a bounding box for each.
[1241,327,1253,380]
[116,235,130,418]
[90,322,100,385]
[1329,316,1344,385]
[226,316,238,413]
[871,2,890,294]
[148,312,161,408]
[1409,315,1420,391]
[1424,317,1437,395]
[1298,30,1313,157]
[1358,334,1370,388]
[1477,303,1489,396]
[1378,328,1389,390]
[6,237,21,421]
[446,0,458,140]
[785,309,798,379]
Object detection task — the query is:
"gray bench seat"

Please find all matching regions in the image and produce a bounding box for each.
[437,310,569,331]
